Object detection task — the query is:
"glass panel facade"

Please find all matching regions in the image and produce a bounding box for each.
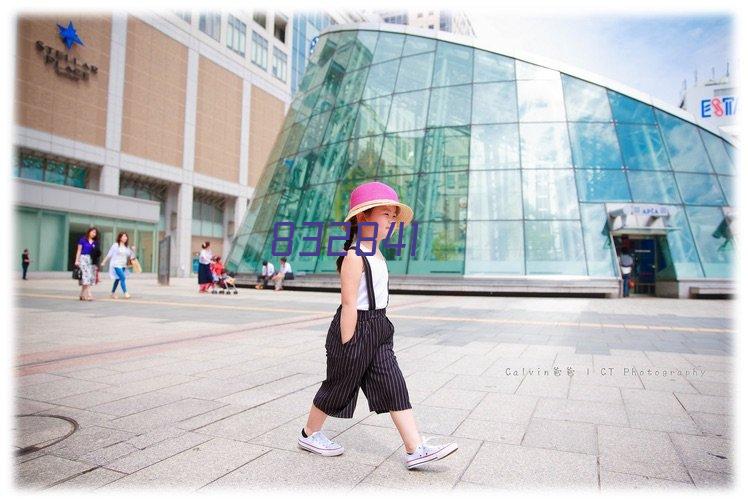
[517,79,566,122]
[470,124,520,170]
[562,75,612,122]
[569,122,623,169]
[472,82,517,124]
[228,28,738,284]
[685,206,733,278]
[655,110,713,173]
[433,41,473,87]
[523,169,579,219]
[519,123,572,169]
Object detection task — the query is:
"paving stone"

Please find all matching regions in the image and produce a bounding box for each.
[533,397,628,426]
[106,398,226,433]
[53,467,127,489]
[469,393,538,425]
[17,378,111,402]
[328,423,404,466]
[461,442,598,489]
[690,412,731,438]
[363,404,470,436]
[104,431,213,474]
[687,467,733,488]
[106,437,269,489]
[91,390,183,417]
[597,425,690,482]
[451,417,527,448]
[669,433,731,473]
[362,435,482,489]
[674,393,731,415]
[521,418,597,455]
[201,448,374,489]
[600,469,694,489]
[16,455,96,488]
[627,411,699,435]
[421,388,486,410]
[567,383,622,404]
[516,373,570,398]
[47,425,136,461]
[622,388,689,416]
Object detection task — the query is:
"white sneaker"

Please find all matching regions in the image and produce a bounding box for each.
[297,428,344,456]
[405,437,458,470]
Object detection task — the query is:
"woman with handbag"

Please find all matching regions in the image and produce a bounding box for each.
[100,232,135,299]
[74,227,99,301]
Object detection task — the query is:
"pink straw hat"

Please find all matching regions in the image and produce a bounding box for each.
[343,181,414,225]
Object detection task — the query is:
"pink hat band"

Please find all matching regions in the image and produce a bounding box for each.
[343,181,414,225]
[349,181,399,208]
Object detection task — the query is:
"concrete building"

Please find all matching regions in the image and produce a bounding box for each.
[679,64,738,140]
[13,11,292,277]
[374,9,475,37]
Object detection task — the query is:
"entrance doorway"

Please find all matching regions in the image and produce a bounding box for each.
[613,235,658,296]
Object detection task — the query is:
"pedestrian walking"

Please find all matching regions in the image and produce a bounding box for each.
[74,227,99,301]
[298,181,458,470]
[21,249,31,280]
[620,248,634,298]
[197,242,213,293]
[100,232,135,299]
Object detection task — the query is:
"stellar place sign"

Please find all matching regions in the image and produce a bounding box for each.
[35,21,98,82]
[36,41,99,81]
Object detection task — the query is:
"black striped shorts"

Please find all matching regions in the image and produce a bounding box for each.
[312,304,412,418]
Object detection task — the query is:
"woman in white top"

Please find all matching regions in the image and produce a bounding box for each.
[100,232,135,299]
[272,257,294,291]
[197,241,213,293]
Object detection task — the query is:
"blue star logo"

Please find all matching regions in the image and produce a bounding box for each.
[57,21,84,50]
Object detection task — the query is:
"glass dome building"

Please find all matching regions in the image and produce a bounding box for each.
[226,23,737,298]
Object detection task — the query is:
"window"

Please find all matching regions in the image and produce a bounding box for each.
[274,14,287,43]
[253,11,267,28]
[525,220,586,275]
[272,47,287,81]
[473,49,515,83]
[520,123,573,169]
[616,124,670,171]
[395,52,434,93]
[363,60,399,99]
[655,110,713,173]
[468,170,523,220]
[627,171,680,204]
[472,82,517,124]
[174,11,191,24]
[470,124,520,170]
[465,221,525,275]
[575,169,631,202]
[199,12,221,41]
[192,195,225,238]
[568,122,622,169]
[227,15,246,56]
[428,85,472,127]
[252,31,268,70]
[387,90,429,132]
[517,79,566,122]
[15,150,89,188]
[522,169,580,219]
[674,173,726,206]
[562,75,612,122]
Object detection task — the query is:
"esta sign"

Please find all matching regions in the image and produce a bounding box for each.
[701,96,737,118]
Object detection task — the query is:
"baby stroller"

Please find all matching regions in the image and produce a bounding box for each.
[212,271,239,294]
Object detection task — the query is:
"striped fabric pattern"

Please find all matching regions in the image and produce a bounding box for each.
[312,252,411,418]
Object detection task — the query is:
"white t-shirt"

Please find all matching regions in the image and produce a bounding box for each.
[199,249,212,264]
[110,244,131,268]
[262,263,275,276]
[356,244,389,310]
[279,262,292,274]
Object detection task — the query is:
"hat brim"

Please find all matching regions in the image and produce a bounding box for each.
[341,199,414,228]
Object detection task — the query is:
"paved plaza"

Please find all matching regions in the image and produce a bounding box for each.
[12,277,733,490]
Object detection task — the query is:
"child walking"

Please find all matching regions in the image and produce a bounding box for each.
[297,181,458,470]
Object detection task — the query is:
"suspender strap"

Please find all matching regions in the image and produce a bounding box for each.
[360,254,376,311]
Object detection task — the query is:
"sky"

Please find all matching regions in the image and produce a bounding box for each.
[469,13,735,106]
